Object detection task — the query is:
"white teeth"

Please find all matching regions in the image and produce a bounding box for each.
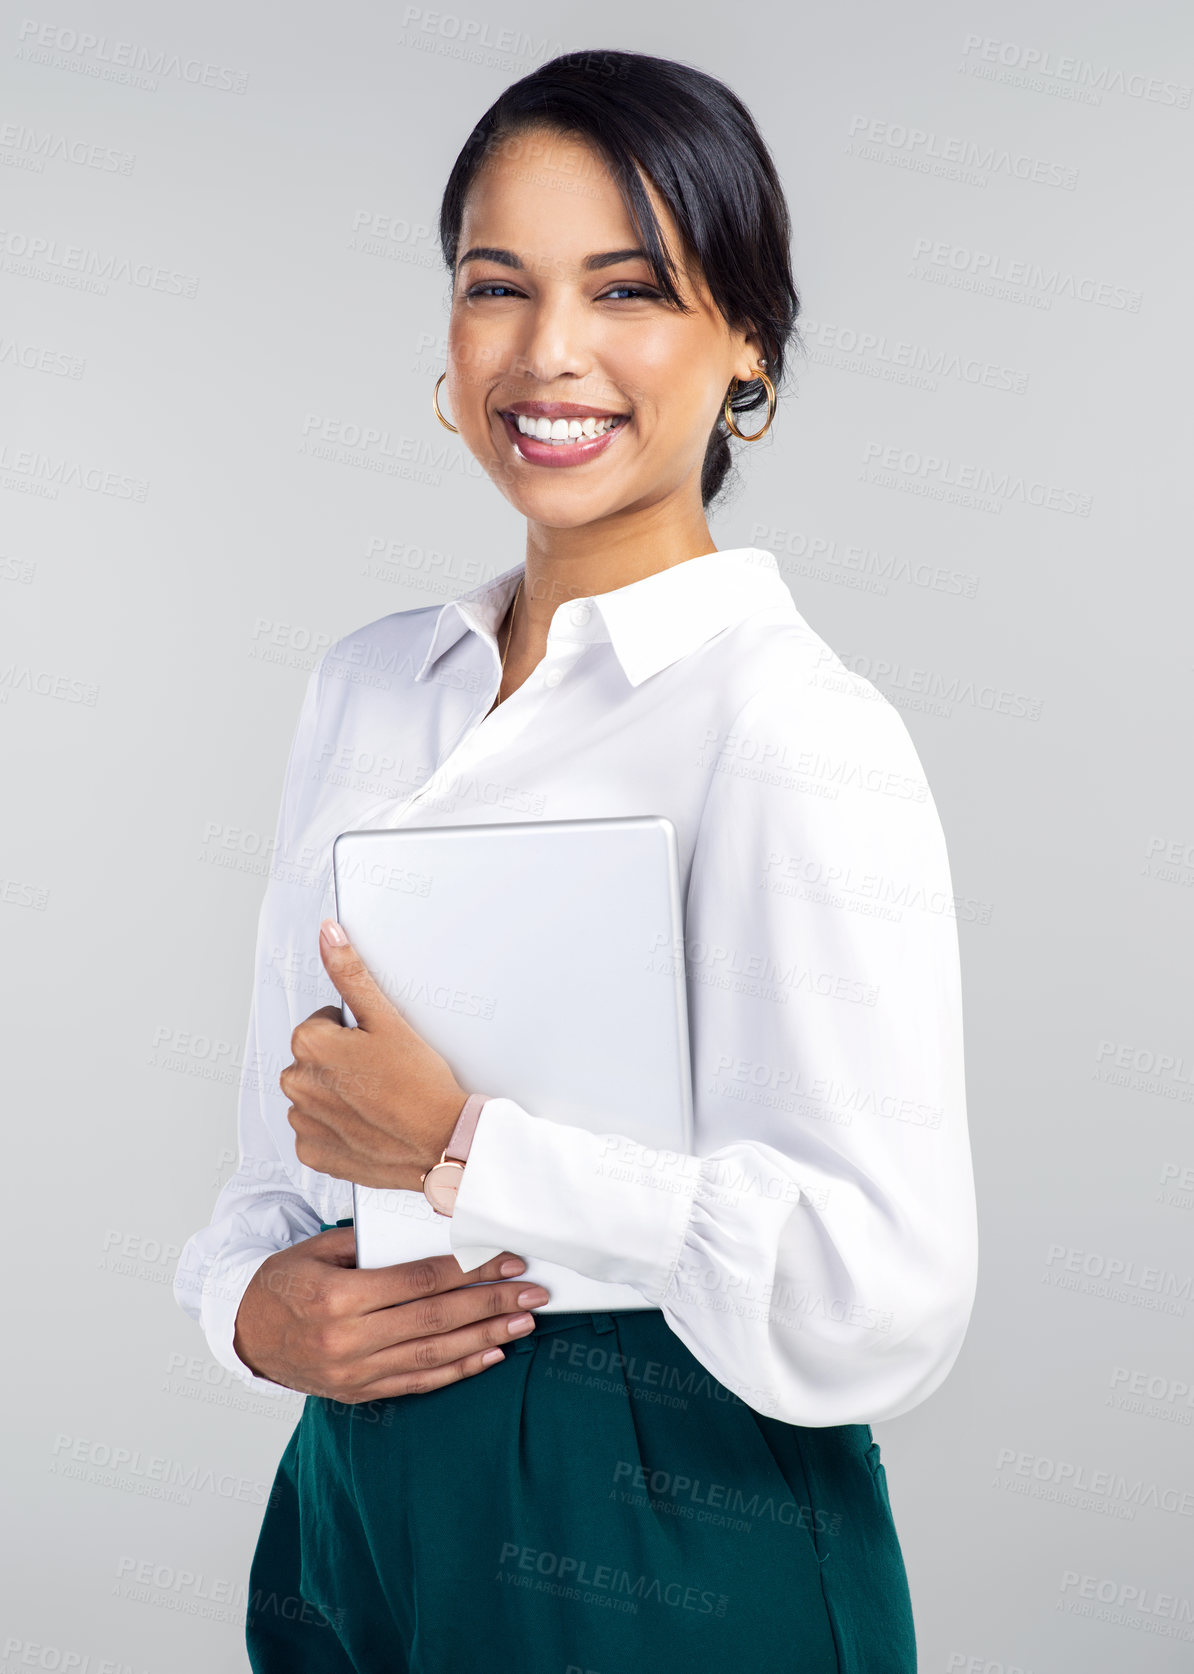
[513,413,625,444]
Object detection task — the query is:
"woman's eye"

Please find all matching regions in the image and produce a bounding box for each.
[600,285,660,301]
[464,283,661,302]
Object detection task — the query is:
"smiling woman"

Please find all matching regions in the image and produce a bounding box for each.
[434,69,796,532]
[174,44,976,1674]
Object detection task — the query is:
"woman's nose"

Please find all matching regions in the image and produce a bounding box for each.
[508,292,595,389]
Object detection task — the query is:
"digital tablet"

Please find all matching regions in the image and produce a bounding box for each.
[331,814,693,1310]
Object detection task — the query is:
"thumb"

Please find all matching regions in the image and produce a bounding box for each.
[318,919,397,1032]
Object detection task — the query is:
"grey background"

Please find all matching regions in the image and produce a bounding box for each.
[3,1,1192,1668]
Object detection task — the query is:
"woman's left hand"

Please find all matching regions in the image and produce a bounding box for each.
[279,918,470,1191]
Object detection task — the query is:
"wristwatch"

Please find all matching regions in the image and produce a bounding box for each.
[420,1093,490,1216]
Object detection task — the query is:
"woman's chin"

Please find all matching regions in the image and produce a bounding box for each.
[494,476,635,528]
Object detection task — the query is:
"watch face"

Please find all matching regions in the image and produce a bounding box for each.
[424,1160,465,1216]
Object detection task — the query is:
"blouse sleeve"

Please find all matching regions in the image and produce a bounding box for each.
[172,654,332,1397]
[448,676,978,1426]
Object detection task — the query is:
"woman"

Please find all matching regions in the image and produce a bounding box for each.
[175,48,977,1673]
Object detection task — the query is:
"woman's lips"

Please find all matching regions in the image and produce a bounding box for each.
[499,411,628,469]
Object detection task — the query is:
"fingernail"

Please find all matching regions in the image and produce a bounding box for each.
[320,918,348,947]
[517,1287,550,1308]
[507,1313,535,1335]
[499,1259,526,1277]
[481,1348,505,1366]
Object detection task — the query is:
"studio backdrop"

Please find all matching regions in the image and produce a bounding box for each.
[2,2,1191,1670]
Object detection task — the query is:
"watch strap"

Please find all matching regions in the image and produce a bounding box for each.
[443,1092,490,1165]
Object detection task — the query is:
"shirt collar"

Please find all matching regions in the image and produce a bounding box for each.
[414,547,794,689]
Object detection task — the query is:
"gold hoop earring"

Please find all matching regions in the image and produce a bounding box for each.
[723,365,777,441]
[433,372,459,434]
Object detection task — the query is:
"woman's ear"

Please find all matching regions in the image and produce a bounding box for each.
[731,327,766,383]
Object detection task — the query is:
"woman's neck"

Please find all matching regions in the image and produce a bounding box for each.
[487,504,719,710]
[510,512,718,670]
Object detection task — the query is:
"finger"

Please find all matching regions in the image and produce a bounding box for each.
[349,1251,529,1313]
[321,1343,512,1404]
[353,1278,550,1357]
[287,1009,349,1070]
[318,919,403,1032]
[305,1005,345,1028]
[350,1317,538,1398]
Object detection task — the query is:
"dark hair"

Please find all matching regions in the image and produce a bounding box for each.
[438,49,801,510]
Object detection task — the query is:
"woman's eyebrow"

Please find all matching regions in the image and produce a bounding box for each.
[456,246,650,272]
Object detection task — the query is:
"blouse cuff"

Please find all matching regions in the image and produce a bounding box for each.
[447,1096,698,1297]
[196,1248,307,1400]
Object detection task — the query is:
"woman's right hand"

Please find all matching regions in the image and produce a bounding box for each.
[232,1226,551,1401]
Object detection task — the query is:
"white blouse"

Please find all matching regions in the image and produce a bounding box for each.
[173,546,978,1427]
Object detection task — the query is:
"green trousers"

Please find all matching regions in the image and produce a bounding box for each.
[247,1309,916,1672]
